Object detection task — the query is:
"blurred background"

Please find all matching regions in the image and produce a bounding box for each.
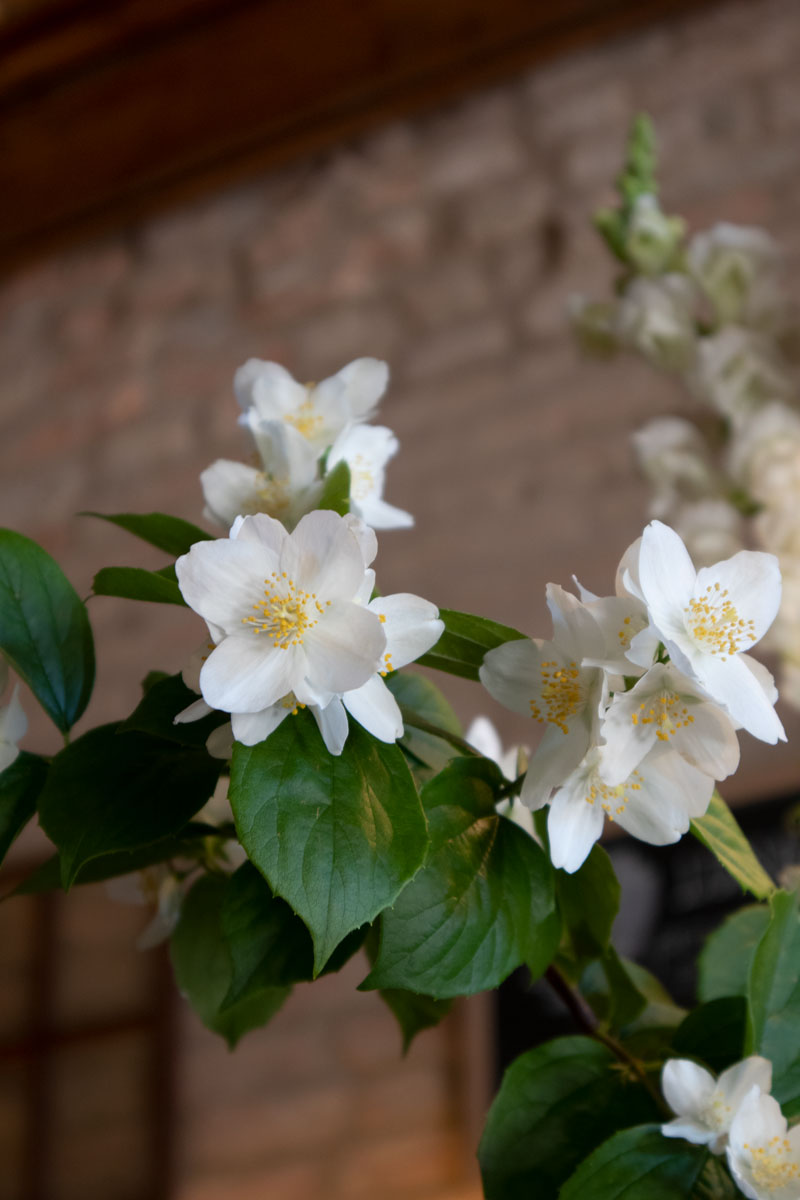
[2,0,800,1196]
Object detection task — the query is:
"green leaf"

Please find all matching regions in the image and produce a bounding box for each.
[219,862,365,1007]
[581,956,683,1043]
[746,889,800,1115]
[557,845,620,964]
[230,712,428,973]
[170,874,289,1047]
[671,997,747,1075]
[697,904,770,1003]
[92,566,186,606]
[119,673,228,749]
[559,1124,708,1200]
[0,752,49,868]
[363,757,559,998]
[691,792,774,899]
[317,460,351,516]
[37,724,221,888]
[417,608,525,682]
[378,988,453,1054]
[387,671,463,778]
[479,1037,660,1200]
[0,528,95,732]
[82,511,214,557]
[691,1156,740,1200]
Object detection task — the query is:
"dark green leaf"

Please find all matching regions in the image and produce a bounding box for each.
[378,988,453,1054]
[671,997,747,1075]
[581,955,683,1042]
[37,724,221,888]
[0,752,49,868]
[119,673,228,748]
[170,874,289,1047]
[479,1037,660,1200]
[363,757,559,998]
[557,845,620,963]
[559,1124,708,1200]
[82,511,214,557]
[230,712,428,973]
[219,862,365,1008]
[746,889,800,1115]
[691,1156,740,1200]
[317,460,351,516]
[417,608,525,682]
[697,904,770,1004]
[387,671,463,777]
[691,792,774,900]
[0,528,95,732]
[92,566,186,606]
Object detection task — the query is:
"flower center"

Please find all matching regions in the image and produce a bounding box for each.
[744,1138,800,1191]
[242,573,330,647]
[631,690,695,742]
[284,397,323,440]
[699,1091,732,1133]
[254,473,290,515]
[530,660,584,735]
[684,582,755,658]
[349,454,375,501]
[583,770,643,820]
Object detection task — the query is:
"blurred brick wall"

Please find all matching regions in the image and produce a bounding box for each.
[3,0,800,1195]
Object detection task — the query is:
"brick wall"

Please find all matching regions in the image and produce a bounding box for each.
[3,0,800,1195]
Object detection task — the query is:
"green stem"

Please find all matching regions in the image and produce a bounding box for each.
[544,964,669,1117]
[398,709,481,758]
[496,771,526,799]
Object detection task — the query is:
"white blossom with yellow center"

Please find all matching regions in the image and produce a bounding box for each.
[175,511,388,736]
[480,584,607,811]
[546,743,713,873]
[632,520,785,744]
[661,1057,773,1156]
[727,1086,800,1199]
[235,357,389,455]
[600,662,740,787]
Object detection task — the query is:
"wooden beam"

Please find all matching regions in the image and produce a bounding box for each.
[0,0,718,274]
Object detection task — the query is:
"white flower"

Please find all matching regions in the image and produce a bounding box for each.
[615,275,697,371]
[107,865,187,950]
[466,716,534,837]
[624,194,685,276]
[201,420,321,532]
[236,358,389,454]
[480,585,607,811]
[690,328,793,428]
[661,1057,772,1155]
[327,424,413,530]
[0,659,26,773]
[232,591,443,754]
[727,1086,800,1198]
[688,223,784,330]
[632,520,785,744]
[600,662,740,786]
[175,510,387,728]
[547,743,714,873]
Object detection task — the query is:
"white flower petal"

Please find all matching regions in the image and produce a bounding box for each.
[311,698,350,755]
[343,675,404,742]
[661,1117,718,1147]
[0,686,27,749]
[343,514,378,567]
[231,705,292,746]
[174,697,214,725]
[662,1059,717,1121]
[638,520,697,633]
[695,550,782,650]
[547,782,605,873]
[368,593,443,669]
[521,723,592,811]
[303,601,385,695]
[199,637,299,713]
[697,653,786,744]
[176,539,280,633]
[283,510,370,600]
[317,358,388,421]
[201,460,263,528]
[235,359,306,414]
[480,637,549,719]
[355,496,414,529]
[717,1057,773,1115]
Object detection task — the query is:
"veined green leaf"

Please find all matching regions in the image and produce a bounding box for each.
[417,608,525,681]
[82,511,213,557]
[0,528,95,732]
[671,997,747,1075]
[363,756,559,997]
[230,712,428,974]
[556,844,620,964]
[559,1124,708,1199]
[746,889,800,1115]
[697,904,769,1004]
[691,792,774,899]
[119,672,228,749]
[92,566,186,606]
[0,752,49,868]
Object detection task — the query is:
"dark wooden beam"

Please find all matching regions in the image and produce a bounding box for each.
[0,0,719,274]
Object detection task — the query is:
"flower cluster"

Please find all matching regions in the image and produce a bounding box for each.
[572,146,800,710]
[201,357,413,532]
[661,1056,800,1199]
[479,519,784,872]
